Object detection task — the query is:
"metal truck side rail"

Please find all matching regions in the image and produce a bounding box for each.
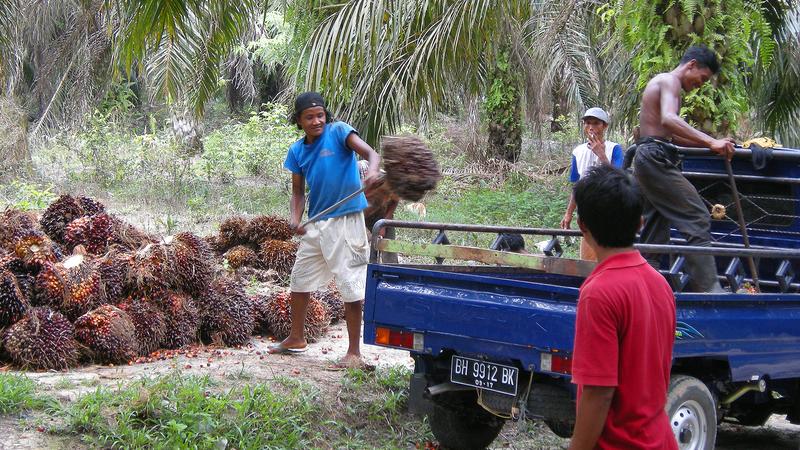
[370,220,800,292]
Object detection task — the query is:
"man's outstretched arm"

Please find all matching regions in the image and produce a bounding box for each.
[658,77,734,158]
[568,385,615,450]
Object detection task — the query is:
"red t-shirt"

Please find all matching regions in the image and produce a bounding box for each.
[572,251,677,450]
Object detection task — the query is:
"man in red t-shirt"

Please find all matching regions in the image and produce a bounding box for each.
[569,165,677,450]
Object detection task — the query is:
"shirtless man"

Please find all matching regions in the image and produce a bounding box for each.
[634,45,734,292]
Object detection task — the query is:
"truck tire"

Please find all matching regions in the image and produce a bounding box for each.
[430,391,505,450]
[544,419,573,438]
[666,375,717,450]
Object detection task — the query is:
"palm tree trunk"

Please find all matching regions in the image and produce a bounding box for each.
[0,96,30,180]
[486,48,523,163]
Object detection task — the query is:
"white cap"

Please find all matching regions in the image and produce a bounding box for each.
[582,107,610,124]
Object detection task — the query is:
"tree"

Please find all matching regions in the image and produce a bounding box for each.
[0,1,259,134]
[751,1,799,145]
[609,0,774,135]
[292,0,608,161]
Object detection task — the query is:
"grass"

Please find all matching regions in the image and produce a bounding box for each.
[44,368,435,449]
[0,374,55,415]
[327,366,433,449]
[64,372,321,449]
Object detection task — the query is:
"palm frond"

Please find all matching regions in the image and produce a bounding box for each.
[299,0,530,145]
[114,0,259,115]
[751,3,800,146]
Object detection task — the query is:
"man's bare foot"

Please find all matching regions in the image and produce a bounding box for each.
[267,338,308,354]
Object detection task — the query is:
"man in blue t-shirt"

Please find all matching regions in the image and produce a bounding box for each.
[560,107,624,261]
[268,92,381,370]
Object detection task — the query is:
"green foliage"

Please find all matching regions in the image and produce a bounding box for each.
[0,374,54,414]
[200,104,299,181]
[428,179,570,229]
[609,0,774,134]
[98,82,138,123]
[0,181,57,210]
[114,1,261,115]
[66,372,320,449]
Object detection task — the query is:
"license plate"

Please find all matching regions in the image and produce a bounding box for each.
[450,355,519,396]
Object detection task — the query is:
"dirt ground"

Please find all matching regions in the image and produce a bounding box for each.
[1,321,799,449]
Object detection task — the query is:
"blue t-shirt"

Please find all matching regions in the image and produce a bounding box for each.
[284,121,368,220]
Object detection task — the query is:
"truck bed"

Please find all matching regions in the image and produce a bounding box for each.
[364,263,800,382]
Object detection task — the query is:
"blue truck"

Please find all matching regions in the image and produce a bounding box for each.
[363,145,800,450]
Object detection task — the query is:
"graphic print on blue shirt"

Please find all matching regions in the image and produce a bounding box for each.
[284,121,368,220]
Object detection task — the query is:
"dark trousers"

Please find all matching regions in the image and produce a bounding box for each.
[634,141,722,292]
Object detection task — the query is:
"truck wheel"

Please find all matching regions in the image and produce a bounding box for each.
[544,419,573,438]
[430,391,505,450]
[666,375,717,450]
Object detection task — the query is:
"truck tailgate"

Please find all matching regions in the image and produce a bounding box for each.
[364,264,579,369]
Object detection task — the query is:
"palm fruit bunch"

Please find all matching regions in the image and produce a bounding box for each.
[223,245,258,270]
[35,255,104,320]
[126,242,170,294]
[313,282,345,324]
[95,250,128,303]
[170,232,213,295]
[77,196,106,216]
[0,208,40,251]
[197,276,254,347]
[154,291,199,349]
[1,255,35,300]
[0,269,30,327]
[74,304,139,364]
[217,216,249,251]
[108,215,155,251]
[245,215,293,243]
[40,194,85,244]
[265,290,329,342]
[117,295,166,356]
[248,293,271,334]
[64,213,112,255]
[381,135,441,202]
[3,307,79,370]
[13,230,58,271]
[259,240,298,276]
[204,235,226,254]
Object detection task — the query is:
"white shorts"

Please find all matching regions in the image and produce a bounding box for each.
[289,212,370,302]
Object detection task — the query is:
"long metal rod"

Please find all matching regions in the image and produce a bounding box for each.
[724,158,761,291]
[668,144,800,163]
[371,220,800,259]
[301,185,368,228]
[682,171,800,185]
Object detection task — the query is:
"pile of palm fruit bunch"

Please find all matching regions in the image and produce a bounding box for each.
[259,289,330,343]
[313,281,345,324]
[205,215,298,279]
[381,135,442,202]
[248,281,344,339]
[0,194,263,371]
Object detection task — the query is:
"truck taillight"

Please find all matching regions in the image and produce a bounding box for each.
[540,352,572,375]
[375,327,424,351]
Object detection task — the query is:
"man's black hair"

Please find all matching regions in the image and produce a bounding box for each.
[681,45,720,74]
[574,165,642,248]
[496,233,525,252]
[289,91,334,129]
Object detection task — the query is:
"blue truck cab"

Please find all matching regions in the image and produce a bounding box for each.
[363,145,800,450]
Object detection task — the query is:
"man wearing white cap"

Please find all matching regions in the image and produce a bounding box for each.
[560,107,624,261]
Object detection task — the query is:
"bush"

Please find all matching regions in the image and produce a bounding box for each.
[199,104,299,181]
